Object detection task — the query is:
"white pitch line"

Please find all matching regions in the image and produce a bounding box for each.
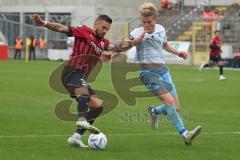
[0,132,240,138]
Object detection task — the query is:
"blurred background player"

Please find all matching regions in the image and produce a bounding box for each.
[199,30,226,80]
[38,36,46,55]
[29,35,37,60]
[14,35,23,60]
[32,14,143,148]
[129,2,201,145]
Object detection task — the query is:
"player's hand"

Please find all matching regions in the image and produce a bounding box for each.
[132,32,145,46]
[32,14,44,26]
[177,51,188,59]
[100,54,112,62]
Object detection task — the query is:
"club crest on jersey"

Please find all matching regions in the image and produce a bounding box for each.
[90,42,103,55]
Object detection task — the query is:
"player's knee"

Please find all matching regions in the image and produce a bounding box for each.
[73,87,89,97]
[89,97,103,108]
[176,105,180,112]
[162,97,175,106]
[77,94,90,104]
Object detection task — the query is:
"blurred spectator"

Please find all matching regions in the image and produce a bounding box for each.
[38,36,46,55]
[202,7,220,21]
[178,0,183,10]
[202,7,221,29]
[29,35,37,60]
[162,0,181,10]
[162,0,170,9]
[171,0,179,10]
[14,35,23,60]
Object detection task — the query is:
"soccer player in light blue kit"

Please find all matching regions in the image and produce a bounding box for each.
[129,3,202,145]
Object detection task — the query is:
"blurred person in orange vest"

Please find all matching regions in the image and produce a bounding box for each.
[29,35,37,60]
[14,36,23,59]
[38,36,46,54]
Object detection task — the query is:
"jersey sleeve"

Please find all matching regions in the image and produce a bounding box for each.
[129,28,140,40]
[66,26,85,38]
[160,26,167,43]
[163,30,167,43]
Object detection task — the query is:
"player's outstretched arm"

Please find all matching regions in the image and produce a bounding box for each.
[32,14,69,34]
[163,42,188,59]
[107,32,145,52]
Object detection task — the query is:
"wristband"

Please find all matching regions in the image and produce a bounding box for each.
[43,21,47,26]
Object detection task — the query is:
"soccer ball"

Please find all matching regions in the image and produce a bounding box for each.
[88,132,107,150]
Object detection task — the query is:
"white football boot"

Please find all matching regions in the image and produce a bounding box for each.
[67,133,88,148]
[199,64,204,71]
[184,126,202,146]
[219,75,226,80]
[76,119,100,134]
[148,106,158,129]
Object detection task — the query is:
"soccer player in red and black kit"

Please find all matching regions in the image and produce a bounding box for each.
[32,14,144,148]
[199,30,226,80]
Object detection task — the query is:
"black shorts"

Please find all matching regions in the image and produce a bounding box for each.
[61,66,95,97]
[209,55,223,64]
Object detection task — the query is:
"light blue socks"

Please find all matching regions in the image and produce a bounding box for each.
[165,105,186,135]
[153,104,167,115]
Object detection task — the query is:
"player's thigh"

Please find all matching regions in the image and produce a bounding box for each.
[155,72,179,109]
[209,56,217,66]
[62,66,90,98]
[73,87,89,98]
[140,67,175,95]
[217,59,224,66]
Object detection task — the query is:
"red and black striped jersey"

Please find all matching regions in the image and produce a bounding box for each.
[66,25,110,78]
[210,36,222,57]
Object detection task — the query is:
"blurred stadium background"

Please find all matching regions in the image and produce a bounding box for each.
[0,0,240,66]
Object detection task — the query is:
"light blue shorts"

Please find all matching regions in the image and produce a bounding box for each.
[140,65,177,95]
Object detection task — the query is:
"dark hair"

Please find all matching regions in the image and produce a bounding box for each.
[95,15,112,24]
[214,30,220,33]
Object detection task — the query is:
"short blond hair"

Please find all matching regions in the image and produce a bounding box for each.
[139,3,158,17]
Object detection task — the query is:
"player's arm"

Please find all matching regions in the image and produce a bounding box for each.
[107,32,145,52]
[32,14,69,34]
[99,52,112,62]
[107,41,134,52]
[163,42,188,59]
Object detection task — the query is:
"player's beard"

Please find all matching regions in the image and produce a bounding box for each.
[96,30,105,39]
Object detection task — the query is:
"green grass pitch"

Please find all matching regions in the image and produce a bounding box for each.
[0,60,240,160]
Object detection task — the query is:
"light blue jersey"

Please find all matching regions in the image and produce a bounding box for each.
[130,24,176,95]
[129,24,195,138]
[129,24,167,64]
